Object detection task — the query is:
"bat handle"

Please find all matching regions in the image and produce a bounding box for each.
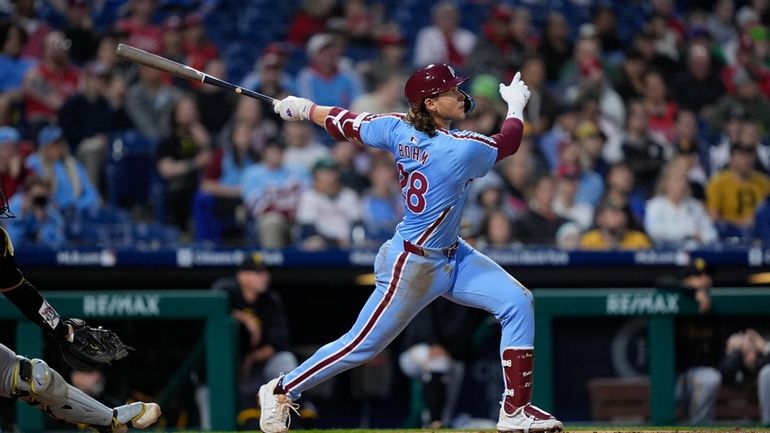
[201,74,275,104]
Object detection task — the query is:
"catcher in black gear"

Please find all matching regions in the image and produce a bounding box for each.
[0,179,161,432]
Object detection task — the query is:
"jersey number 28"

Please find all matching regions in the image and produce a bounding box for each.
[397,162,429,214]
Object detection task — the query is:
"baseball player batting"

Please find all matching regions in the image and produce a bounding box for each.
[259,64,563,433]
[0,181,160,432]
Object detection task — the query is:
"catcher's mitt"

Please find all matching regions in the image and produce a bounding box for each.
[59,318,133,370]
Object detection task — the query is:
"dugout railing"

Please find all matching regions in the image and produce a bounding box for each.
[0,290,236,432]
[532,287,770,425]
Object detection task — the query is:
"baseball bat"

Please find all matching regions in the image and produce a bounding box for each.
[115,43,275,103]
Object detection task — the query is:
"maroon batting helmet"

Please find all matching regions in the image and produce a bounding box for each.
[405,63,475,113]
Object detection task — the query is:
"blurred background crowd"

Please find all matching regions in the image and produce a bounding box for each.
[0,0,769,251]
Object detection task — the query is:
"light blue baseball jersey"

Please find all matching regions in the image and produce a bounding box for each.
[358,113,499,248]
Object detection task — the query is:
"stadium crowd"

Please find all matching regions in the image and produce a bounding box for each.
[0,0,769,250]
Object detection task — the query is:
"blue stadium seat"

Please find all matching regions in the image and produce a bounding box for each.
[67,206,133,247]
[132,222,182,249]
[105,129,156,211]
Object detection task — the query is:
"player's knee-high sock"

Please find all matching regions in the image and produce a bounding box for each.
[500,347,533,415]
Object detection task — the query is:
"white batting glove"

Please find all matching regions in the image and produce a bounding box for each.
[273,96,315,121]
[499,72,531,121]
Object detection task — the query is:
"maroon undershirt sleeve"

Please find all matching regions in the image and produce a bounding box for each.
[490,118,524,163]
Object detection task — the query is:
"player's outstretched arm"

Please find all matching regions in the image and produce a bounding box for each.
[273,96,367,143]
[491,72,531,162]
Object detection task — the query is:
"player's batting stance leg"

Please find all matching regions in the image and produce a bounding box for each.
[445,240,558,431]
[258,235,455,430]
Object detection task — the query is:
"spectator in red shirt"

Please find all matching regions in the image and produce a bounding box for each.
[0,127,29,201]
[181,14,218,76]
[642,69,679,143]
[13,0,52,59]
[114,0,163,54]
[286,0,335,46]
[22,31,80,131]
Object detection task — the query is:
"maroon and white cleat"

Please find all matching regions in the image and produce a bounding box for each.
[497,403,563,433]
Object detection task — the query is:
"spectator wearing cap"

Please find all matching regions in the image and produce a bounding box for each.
[157,95,211,232]
[510,175,570,245]
[181,13,218,76]
[655,257,721,424]
[58,61,116,188]
[241,138,310,249]
[706,137,770,236]
[22,31,80,131]
[538,11,573,83]
[25,125,100,212]
[579,196,651,250]
[240,43,295,103]
[125,62,182,141]
[573,119,609,177]
[296,158,362,250]
[708,68,770,134]
[195,120,258,242]
[0,127,30,200]
[194,58,237,137]
[645,160,717,247]
[621,100,668,197]
[553,165,593,230]
[466,4,525,80]
[0,20,36,97]
[563,47,626,129]
[61,0,98,65]
[670,43,726,115]
[296,33,363,109]
[5,175,65,247]
[211,253,298,407]
[114,0,163,54]
[413,1,476,68]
